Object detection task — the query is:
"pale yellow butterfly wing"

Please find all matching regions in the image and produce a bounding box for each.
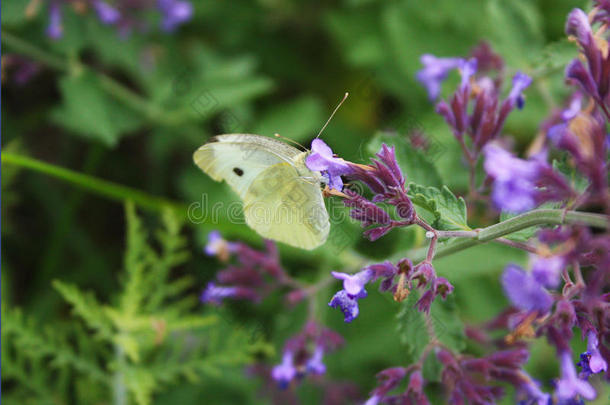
[243,162,329,250]
[193,134,329,250]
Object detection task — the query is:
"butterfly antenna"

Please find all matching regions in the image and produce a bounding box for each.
[274,133,308,151]
[315,92,349,139]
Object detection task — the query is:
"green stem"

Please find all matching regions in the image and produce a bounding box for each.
[1,30,67,71]
[113,345,127,405]
[405,209,609,263]
[1,152,187,216]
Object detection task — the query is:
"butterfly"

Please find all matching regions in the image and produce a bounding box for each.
[193,134,330,250]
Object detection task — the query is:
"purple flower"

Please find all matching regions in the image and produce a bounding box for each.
[305,139,351,191]
[305,345,326,375]
[342,143,415,240]
[2,55,41,85]
[469,41,505,74]
[547,94,583,144]
[204,230,236,260]
[435,61,531,153]
[501,265,553,313]
[593,0,610,25]
[157,0,194,32]
[519,374,551,405]
[200,282,258,305]
[93,1,121,24]
[331,269,373,296]
[531,255,565,288]
[459,58,478,87]
[365,367,408,405]
[547,106,608,196]
[366,261,399,280]
[556,351,596,401]
[562,94,583,121]
[578,331,608,378]
[416,55,466,100]
[506,71,533,110]
[564,8,610,112]
[483,144,573,212]
[416,290,435,314]
[565,9,594,47]
[411,261,436,287]
[272,350,297,389]
[46,2,63,39]
[328,289,367,323]
[484,145,541,213]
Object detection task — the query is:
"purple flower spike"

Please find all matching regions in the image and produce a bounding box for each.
[305,345,326,375]
[531,255,565,288]
[329,289,367,323]
[416,55,465,100]
[158,0,194,32]
[566,59,600,100]
[564,8,610,111]
[578,331,608,379]
[331,269,373,296]
[306,139,351,191]
[46,3,63,39]
[556,351,596,401]
[272,350,297,389]
[93,1,121,24]
[501,265,553,313]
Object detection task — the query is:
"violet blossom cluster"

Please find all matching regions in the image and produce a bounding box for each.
[43,0,193,39]
[270,321,344,389]
[328,259,453,323]
[417,42,532,160]
[201,232,355,400]
[564,5,610,118]
[364,348,536,405]
[305,139,418,241]
[200,230,286,305]
[498,225,610,403]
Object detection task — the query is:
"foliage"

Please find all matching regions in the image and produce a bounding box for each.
[1,203,261,405]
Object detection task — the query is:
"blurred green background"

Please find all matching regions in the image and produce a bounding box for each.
[4,0,607,404]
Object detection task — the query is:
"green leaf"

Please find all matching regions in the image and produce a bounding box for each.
[531,39,578,78]
[1,0,28,25]
[51,71,143,146]
[366,132,443,188]
[408,183,470,230]
[552,158,589,194]
[396,293,429,362]
[52,280,113,339]
[486,0,544,66]
[396,292,466,366]
[253,95,325,141]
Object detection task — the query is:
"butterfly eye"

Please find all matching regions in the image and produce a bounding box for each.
[233,168,244,176]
